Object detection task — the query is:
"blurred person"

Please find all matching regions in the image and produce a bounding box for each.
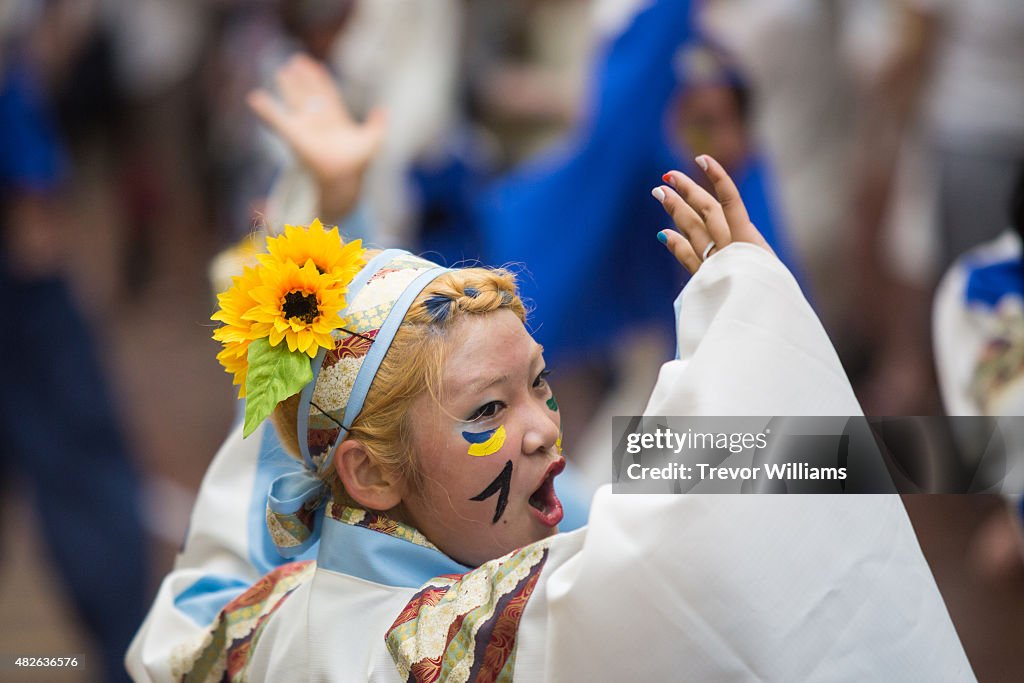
[94,0,213,291]
[0,14,146,683]
[568,36,805,485]
[904,0,1024,268]
[221,0,461,248]
[933,168,1024,419]
[933,167,1024,589]
[851,0,1024,414]
[463,0,592,167]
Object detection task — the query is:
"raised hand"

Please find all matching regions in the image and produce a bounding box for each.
[247,53,387,220]
[651,155,774,274]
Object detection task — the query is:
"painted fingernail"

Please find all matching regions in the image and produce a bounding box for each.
[651,187,666,202]
[696,156,709,171]
[662,173,673,183]
[657,230,668,245]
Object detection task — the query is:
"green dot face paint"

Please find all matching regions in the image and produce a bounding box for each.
[546,396,558,412]
[462,425,507,457]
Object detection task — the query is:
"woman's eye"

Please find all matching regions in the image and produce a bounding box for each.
[533,368,552,389]
[468,401,504,422]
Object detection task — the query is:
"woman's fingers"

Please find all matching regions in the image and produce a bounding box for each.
[695,155,749,230]
[657,229,701,274]
[695,155,773,251]
[651,185,715,259]
[661,170,732,252]
[653,157,776,262]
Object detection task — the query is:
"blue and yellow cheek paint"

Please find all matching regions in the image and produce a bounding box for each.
[462,425,506,457]
[547,395,562,453]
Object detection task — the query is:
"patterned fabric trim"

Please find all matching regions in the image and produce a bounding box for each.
[266,494,322,552]
[328,503,439,551]
[177,561,315,683]
[970,299,1024,412]
[385,538,553,683]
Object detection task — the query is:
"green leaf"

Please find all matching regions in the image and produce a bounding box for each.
[243,337,314,437]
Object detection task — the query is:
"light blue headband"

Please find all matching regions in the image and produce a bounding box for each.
[298,249,450,473]
[266,250,450,557]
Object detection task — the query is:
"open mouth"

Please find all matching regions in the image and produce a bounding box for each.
[528,458,566,527]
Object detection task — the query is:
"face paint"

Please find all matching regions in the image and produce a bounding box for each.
[470,460,513,524]
[462,425,506,457]
[556,433,562,454]
[546,396,558,412]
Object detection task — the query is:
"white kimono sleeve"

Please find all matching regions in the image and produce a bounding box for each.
[645,243,861,417]
[514,244,974,681]
[126,421,289,682]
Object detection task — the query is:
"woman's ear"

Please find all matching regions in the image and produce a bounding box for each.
[333,439,403,511]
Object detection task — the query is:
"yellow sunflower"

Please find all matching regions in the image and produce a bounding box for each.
[262,219,365,281]
[243,258,349,356]
[211,265,264,395]
[216,341,250,397]
[212,265,261,343]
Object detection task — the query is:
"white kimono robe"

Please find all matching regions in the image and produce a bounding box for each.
[129,244,973,681]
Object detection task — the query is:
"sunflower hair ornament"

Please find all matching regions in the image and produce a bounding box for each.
[214,222,451,557]
[211,219,367,437]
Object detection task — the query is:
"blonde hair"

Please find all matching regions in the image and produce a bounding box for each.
[272,265,526,506]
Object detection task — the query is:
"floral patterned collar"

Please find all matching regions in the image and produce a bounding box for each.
[326,503,438,551]
[318,502,470,587]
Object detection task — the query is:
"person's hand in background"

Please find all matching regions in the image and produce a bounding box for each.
[247,53,387,222]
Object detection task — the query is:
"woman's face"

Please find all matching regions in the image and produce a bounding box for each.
[402,309,564,567]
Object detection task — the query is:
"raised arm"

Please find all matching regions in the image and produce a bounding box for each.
[647,155,859,416]
[248,54,387,225]
[513,158,970,680]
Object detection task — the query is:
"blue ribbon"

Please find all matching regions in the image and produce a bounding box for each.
[266,468,327,558]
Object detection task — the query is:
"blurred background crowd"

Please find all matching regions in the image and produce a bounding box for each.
[1,0,1023,680]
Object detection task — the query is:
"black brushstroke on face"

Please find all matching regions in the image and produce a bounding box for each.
[470,459,513,524]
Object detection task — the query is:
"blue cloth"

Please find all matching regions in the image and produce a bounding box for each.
[0,59,142,683]
[173,575,253,628]
[318,515,470,588]
[965,258,1024,308]
[0,60,65,193]
[248,424,320,573]
[474,0,802,365]
[478,0,691,365]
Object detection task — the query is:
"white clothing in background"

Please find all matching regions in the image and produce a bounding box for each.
[907,0,1024,150]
